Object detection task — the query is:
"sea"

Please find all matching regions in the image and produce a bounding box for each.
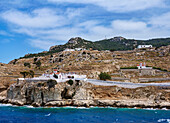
[0,104,170,123]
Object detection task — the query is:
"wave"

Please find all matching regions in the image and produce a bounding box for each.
[0,103,12,107]
[45,113,51,117]
[0,103,169,110]
[158,119,170,123]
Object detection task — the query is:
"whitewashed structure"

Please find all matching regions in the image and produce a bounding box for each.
[75,48,86,51]
[137,63,152,69]
[137,45,152,49]
[64,48,86,52]
[64,48,75,52]
[18,70,87,82]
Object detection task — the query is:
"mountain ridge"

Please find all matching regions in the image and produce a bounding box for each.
[20,36,170,59]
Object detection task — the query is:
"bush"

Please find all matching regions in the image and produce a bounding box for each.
[29,70,34,78]
[24,62,31,68]
[13,59,18,65]
[20,71,29,78]
[67,79,74,86]
[35,60,41,68]
[110,49,115,52]
[120,66,138,69]
[99,72,111,81]
[53,74,58,79]
[34,58,38,62]
[153,67,168,72]
[47,79,57,89]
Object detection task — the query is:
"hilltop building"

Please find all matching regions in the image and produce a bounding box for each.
[137,45,152,49]
[64,48,75,52]
[64,48,86,52]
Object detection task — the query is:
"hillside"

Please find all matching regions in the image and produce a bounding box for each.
[20,37,170,59]
[0,44,169,96]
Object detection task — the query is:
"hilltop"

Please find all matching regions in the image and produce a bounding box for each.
[20,36,170,59]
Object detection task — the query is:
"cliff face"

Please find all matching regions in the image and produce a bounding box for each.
[6,80,94,106]
[2,80,170,108]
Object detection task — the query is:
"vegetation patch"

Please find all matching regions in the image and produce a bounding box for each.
[47,79,57,89]
[120,66,138,69]
[24,62,31,68]
[99,72,111,81]
[67,79,74,86]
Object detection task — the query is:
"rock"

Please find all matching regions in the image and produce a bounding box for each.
[72,100,94,107]
[68,37,82,44]
[0,96,5,103]
[2,79,170,109]
[8,99,24,106]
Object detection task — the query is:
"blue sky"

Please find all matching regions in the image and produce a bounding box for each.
[0,0,170,63]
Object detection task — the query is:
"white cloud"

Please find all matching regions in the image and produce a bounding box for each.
[1,7,170,50]
[1,8,66,28]
[47,0,165,12]
[112,20,147,31]
[149,12,170,29]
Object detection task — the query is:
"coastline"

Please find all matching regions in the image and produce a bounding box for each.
[1,80,170,109]
[0,102,169,111]
[0,97,170,109]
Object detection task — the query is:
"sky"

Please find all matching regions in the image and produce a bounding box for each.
[0,0,170,63]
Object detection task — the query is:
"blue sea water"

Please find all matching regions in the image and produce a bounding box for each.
[0,104,170,123]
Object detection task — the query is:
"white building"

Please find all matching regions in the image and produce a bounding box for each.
[64,48,75,52]
[75,48,86,51]
[19,70,87,82]
[137,45,152,49]
[137,63,152,69]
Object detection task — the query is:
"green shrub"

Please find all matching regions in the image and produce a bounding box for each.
[20,71,29,78]
[53,74,58,79]
[120,66,138,69]
[24,62,31,68]
[34,60,41,68]
[13,59,18,65]
[47,79,57,89]
[34,58,38,62]
[153,67,168,72]
[67,79,74,86]
[29,70,34,78]
[99,72,111,81]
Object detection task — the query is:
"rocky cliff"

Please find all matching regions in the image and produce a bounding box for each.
[0,80,169,108]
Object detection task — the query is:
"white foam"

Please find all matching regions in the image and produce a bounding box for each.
[45,113,51,117]
[76,107,89,109]
[0,103,12,107]
[158,119,170,123]
[25,105,34,108]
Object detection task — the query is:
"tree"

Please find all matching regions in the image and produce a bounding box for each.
[34,57,38,62]
[35,60,41,68]
[99,72,111,81]
[20,71,29,78]
[47,79,57,89]
[110,49,115,52]
[53,74,58,79]
[13,59,18,65]
[67,79,74,86]
[29,70,34,78]
[24,62,31,68]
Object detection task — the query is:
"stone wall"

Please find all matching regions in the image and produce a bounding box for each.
[139,69,156,76]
